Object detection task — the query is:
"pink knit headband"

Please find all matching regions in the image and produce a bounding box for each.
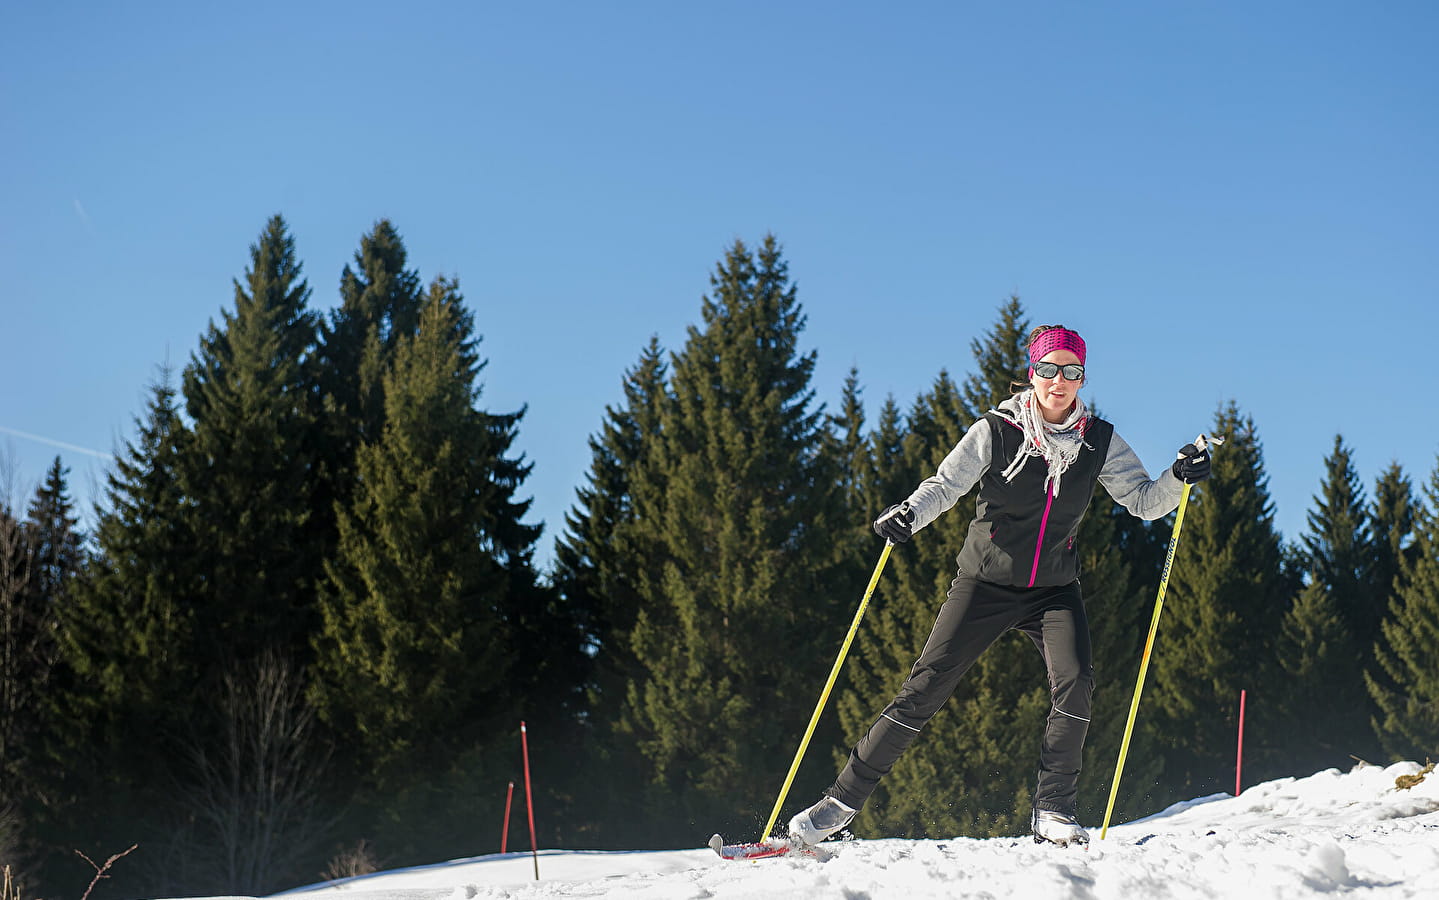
[1028,327,1087,366]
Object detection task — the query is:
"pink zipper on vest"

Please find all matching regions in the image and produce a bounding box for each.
[1028,483,1055,588]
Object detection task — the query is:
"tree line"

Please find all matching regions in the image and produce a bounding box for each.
[1,218,1435,898]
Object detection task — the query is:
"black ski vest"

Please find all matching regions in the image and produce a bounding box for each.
[955,412,1115,588]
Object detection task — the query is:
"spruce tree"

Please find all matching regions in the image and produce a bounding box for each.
[57,370,195,721]
[310,277,555,802]
[824,368,871,528]
[556,337,670,685]
[42,373,198,877]
[313,219,425,501]
[552,339,672,845]
[618,236,847,837]
[180,214,321,663]
[960,295,1031,415]
[0,459,82,892]
[1365,457,1439,760]
[1146,403,1289,801]
[1277,435,1382,769]
[1301,436,1379,650]
[1,459,78,783]
[24,459,82,617]
[1371,462,1416,610]
[0,497,32,879]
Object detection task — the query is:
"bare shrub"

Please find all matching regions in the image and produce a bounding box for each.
[322,838,381,883]
[176,649,335,895]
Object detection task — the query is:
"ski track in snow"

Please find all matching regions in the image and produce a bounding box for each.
[210,762,1439,900]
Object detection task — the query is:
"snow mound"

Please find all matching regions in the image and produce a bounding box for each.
[259,761,1439,900]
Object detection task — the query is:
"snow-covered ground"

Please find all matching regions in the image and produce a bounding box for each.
[254,761,1438,900]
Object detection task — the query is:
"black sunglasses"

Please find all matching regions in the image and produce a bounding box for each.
[1032,361,1085,381]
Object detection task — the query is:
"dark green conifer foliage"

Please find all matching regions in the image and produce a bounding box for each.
[24,459,82,613]
[1,459,83,891]
[1302,436,1379,648]
[1366,458,1439,760]
[59,371,195,719]
[1146,403,1289,801]
[818,367,877,661]
[2,458,79,786]
[40,373,198,884]
[311,278,536,779]
[960,295,1031,415]
[838,300,1047,839]
[1371,462,1416,608]
[553,339,674,845]
[0,502,28,780]
[824,368,871,528]
[1277,580,1352,765]
[181,214,321,663]
[0,498,28,867]
[1277,435,1382,769]
[618,236,847,836]
[315,220,425,482]
[557,337,670,680]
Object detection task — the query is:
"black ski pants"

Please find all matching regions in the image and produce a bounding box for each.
[828,572,1093,816]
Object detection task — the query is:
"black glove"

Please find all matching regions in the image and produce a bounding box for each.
[874,503,915,543]
[1171,442,1211,484]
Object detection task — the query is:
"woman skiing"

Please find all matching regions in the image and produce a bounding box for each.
[788,324,1212,848]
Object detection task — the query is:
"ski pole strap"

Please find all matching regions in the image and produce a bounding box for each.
[760,540,894,843]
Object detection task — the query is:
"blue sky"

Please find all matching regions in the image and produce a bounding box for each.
[3,1,1435,572]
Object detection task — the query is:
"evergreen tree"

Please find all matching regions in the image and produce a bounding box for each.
[1301,436,1379,648]
[56,369,195,722]
[312,278,526,773]
[824,368,871,525]
[0,460,83,891]
[960,295,1031,415]
[313,219,425,502]
[1366,457,1439,761]
[0,499,32,787]
[1,459,78,785]
[1146,403,1290,801]
[41,372,198,883]
[1277,435,1382,769]
[0,495,32,881]
[1371,462,1416,611]
[1277,580,1353,763]
[555,337,670,689]
[552,339,672,845]
[24,459,82,616]
[180,214,321,663]
[617,236,848,837]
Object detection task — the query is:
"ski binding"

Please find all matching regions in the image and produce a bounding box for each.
[709,832,813,860]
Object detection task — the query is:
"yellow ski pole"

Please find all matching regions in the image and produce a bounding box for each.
[1100,435,1218,840]
[760,539,895,842]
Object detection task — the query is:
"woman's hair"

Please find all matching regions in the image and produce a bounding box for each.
[1009,324,1072,393]
[1027,324,1070,348]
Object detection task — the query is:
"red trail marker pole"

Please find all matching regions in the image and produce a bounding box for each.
[521,721,539,880]
[501,781,514,854]
[1236,689,1247,797]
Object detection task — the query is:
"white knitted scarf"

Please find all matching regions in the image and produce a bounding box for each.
[995,390,1091,498]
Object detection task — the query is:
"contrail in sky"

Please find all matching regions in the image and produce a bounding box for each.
[73,198,94,231]
[0,426,109,459]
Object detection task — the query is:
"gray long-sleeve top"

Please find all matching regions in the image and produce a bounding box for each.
[904,417,1186,535]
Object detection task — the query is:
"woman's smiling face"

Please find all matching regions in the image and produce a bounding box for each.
[1030,349,1084,423]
